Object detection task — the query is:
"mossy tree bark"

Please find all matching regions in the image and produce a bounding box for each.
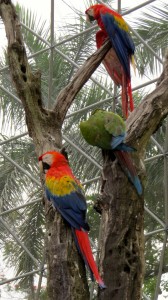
[0,0,168,299]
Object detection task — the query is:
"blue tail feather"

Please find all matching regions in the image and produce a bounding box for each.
[111,141,135,152]
[115,143,135,152]
[114,151,142,195]
[134,177,143,196]
[124,170,142,196]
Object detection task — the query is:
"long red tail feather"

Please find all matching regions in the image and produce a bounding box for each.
[121,72,128,118]
[75,229,106,289]
[96,30,134,118]
[127,79,134,112]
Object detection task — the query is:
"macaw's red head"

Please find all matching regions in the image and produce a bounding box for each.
[38,151,68,174]
[85,4,106,22]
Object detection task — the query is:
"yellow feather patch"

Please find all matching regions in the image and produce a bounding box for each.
[46,175,77,196]
[131,55,136,75]
[115,15,129,32]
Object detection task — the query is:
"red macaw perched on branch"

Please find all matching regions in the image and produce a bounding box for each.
[39,151,106,289]
[85,4,135,118]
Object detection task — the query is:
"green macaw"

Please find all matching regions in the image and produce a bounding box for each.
[80,109,142,195]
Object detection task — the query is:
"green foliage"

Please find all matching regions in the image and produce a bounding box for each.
[39,288,48,299]
[132,3,168,76]
[143,277,157,298]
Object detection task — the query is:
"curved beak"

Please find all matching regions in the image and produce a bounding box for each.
[39,160,43,173]
[85,9,95,23]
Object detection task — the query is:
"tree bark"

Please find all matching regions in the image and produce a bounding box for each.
[97,51,168,300]
[1,0,168,299]
[97,157,144,300]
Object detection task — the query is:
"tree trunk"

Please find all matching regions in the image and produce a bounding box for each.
[0,1,111,299]
[97,156,144,300]
[97,51,168,300]
[45,201,90,300]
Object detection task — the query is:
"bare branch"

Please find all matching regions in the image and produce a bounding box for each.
[126,51,168,153]
[54,40,111,125]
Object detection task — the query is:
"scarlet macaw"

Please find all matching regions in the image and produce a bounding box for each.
[85,4,135,118]
[39,151,106,289]
[80,109,142,195]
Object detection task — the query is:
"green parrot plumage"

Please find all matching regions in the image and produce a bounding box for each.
[80,109,126,149]
[80,109,142,195]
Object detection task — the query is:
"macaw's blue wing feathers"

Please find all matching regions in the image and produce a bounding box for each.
[110,134,125,149]
[46,188,90,231]
[101,12,135,78]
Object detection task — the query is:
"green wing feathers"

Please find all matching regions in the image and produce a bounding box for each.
[80,109,126,149]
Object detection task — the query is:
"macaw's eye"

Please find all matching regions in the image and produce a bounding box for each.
[87,14,95,22]
[86,14,95,22]
[42,162,50,172]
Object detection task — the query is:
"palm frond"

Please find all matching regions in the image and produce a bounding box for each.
[132,2,168,75]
